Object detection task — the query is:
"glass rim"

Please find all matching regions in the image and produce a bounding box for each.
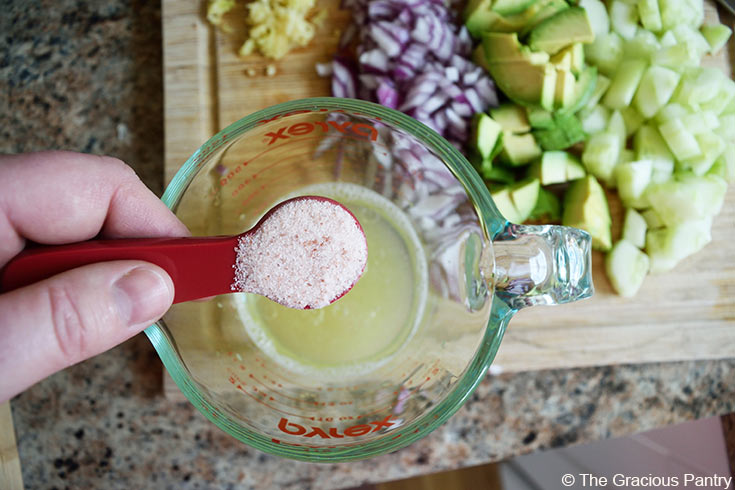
[147,97,512,462]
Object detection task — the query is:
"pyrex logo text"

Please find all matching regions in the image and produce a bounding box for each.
[263,120,378,146]
[277,415,395,439]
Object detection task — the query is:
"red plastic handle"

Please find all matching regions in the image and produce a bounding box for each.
[0,236,238,304]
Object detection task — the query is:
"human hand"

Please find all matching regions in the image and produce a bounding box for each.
[0,151,189,403]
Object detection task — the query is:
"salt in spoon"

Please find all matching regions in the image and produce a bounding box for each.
[0,196,368,309]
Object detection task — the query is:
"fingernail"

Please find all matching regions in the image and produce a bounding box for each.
[113,267,174,327]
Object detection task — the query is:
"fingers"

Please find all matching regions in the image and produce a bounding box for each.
[0,260,174,403]
[0,151,189,267]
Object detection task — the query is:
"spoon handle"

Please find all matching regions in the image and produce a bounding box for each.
[0,236,238,304]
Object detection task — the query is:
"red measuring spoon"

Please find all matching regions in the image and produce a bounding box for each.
[0,196,367,309]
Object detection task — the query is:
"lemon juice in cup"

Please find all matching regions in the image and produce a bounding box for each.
[153,98,592,461]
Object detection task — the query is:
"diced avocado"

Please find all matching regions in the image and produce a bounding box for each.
[491,188,523,222]
[487,62,557,111]
[482,32,527,62]
[510,178,541,221]
[483,32,550,65]
[551,43,585,75]
[499,131,543,166]
[531,150,586,184]
[563,65,598,114]
[534,112,586,150]
[472,113,503,160]
[472,45,491,71]
[490,103,531,133]
[464,0,495,37]
[528,187,562,221]
[562,175,612,251]
[467,0,561,35]
[520,0,570,35]
[527,106,555,129]
[492,0,538,16]
[554,68,577,109]
[483,164,517,185]
[527,7,595,55]
[550,49,572,71]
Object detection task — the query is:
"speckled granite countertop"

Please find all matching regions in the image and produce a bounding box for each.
[2,1,735,489]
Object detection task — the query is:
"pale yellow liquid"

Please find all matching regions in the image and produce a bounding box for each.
[235,183,428,377]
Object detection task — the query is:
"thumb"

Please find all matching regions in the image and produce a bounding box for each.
[0,260,174,402]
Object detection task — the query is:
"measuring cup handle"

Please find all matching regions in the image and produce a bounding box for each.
[491,223,594,310]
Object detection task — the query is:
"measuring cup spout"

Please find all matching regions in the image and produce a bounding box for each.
[491,223,593,310]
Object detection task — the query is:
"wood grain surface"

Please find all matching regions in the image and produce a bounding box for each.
[162,0,735,380]
[0,402,24,490]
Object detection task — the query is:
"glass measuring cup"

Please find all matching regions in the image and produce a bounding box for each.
[147,97,592,461]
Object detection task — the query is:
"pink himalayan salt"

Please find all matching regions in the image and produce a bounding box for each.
[232,198,367,309]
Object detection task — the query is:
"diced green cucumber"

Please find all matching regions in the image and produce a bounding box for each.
[644,174,728,226]
[607,110,627,146]
[615,159,652,208]
[585,32,624,77]
[658,118,701,161]
[637,0,661,32]
[634,124,674,163]
[672,67,725,109]
[622,208,647,248]
[633,65,681,118]
[707,145,735,183]
[660,0,703,31]
[490,103,531,133]
[602,58,648,109]
[620,107,644,137]
[652,43,701,70]
[679,111,719,135]
[651,158,674,183]
[562,175,612,251]
[580,104,611,134]
[642,208,664,229]
[624,30,661,61]
[646,219,712,273]
[579,0,610,37]
[582,131,621,183]
[671,24,711,59]
[654,103,691,125]
[528,187,562,221]
[472,113,504,160]
[532,151,586,184]
[715,114,735,141]
[701,24,732,54]
[678,131,725,176]
[606,239,650,296]
[610,0,639,40]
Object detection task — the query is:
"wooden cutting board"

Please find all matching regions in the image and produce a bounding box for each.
[162,0,735,375]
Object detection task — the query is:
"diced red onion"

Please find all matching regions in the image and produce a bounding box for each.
[325,0,499,151]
